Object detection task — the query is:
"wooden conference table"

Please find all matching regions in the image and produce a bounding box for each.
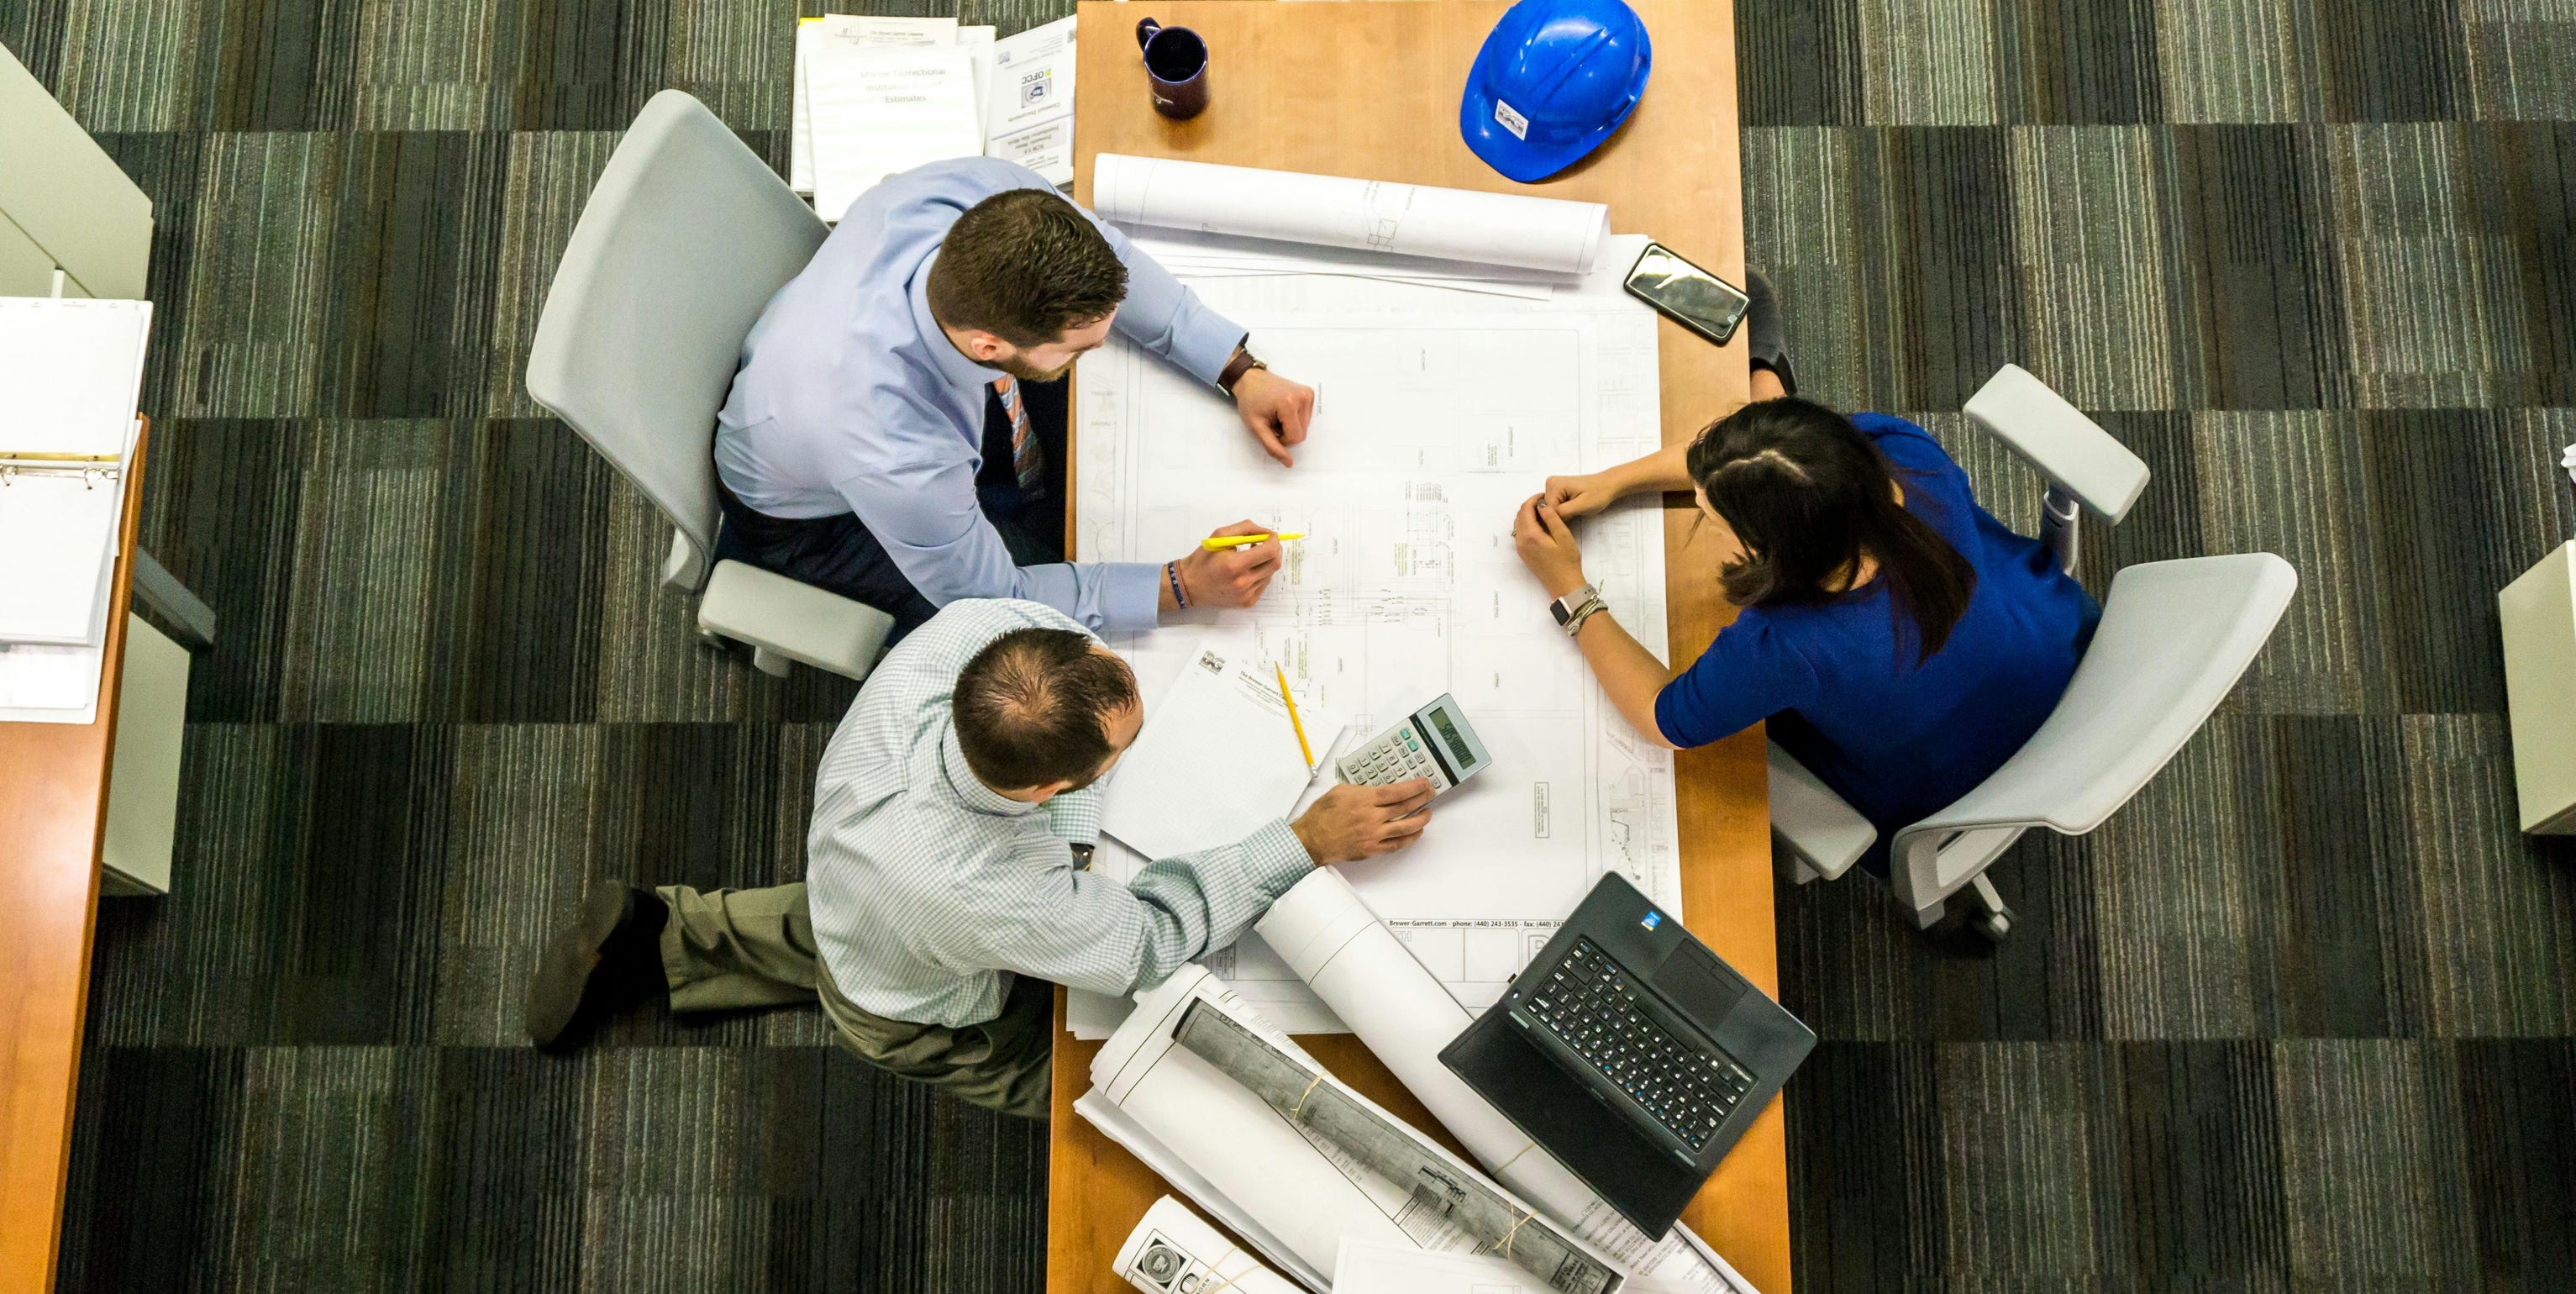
[0,426,149,1291]
[1049,3,1780,1291]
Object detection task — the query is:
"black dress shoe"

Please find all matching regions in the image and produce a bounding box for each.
[525,885,670,1049]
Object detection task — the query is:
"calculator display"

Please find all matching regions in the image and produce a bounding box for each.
[1427,706,1477,769]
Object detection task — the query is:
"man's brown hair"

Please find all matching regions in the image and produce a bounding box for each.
[925,189,1129,347]
[952,628,1139,791]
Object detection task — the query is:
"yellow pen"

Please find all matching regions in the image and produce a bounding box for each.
[1202,532,1306,550]
[1275,665,1315,768]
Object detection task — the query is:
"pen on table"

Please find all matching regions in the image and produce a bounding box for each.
[1203,532,1306,550]
[1275,665,1315,768]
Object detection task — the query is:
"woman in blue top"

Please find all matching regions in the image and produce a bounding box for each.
[1512,386,2100,878]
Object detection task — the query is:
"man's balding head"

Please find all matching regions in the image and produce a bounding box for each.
[952,628,1143,795]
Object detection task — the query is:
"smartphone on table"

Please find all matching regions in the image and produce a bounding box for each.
[1623,242,1752,346]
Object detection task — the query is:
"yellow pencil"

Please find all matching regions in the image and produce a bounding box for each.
[1275,665,1315,768]
[1201,532,1306,550]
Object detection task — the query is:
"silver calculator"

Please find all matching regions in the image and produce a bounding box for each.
[1335,694,1493,795]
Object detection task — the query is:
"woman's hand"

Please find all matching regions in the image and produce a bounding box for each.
[1513,495,1590,599]
[1541,471,1622,520]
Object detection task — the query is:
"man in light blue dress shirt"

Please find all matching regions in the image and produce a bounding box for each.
[712,157,1318,639]
[524,600,1436,1117]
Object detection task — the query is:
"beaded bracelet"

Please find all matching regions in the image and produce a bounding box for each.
[1165,560,1190,609]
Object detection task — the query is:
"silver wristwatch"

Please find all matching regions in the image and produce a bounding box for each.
[1549,584,1606,636]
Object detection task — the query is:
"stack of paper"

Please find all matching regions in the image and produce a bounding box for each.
[792,14,1079,220]
[1099,638,1343,864]
[0,295,151,725]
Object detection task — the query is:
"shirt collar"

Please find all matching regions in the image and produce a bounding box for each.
[910,249,1002,393]
[937,721,1040,818]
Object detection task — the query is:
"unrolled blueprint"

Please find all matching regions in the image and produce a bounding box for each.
[1072,239,1681,1037]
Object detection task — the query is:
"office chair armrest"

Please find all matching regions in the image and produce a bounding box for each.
[697,560,894,681]
[1964,364,2149,524]
[1767,741,1876,881]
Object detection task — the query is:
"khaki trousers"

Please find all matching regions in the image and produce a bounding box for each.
[655,882,1054,1120]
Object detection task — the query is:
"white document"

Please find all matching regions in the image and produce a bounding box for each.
[1259,870,1761,1294]
[957,25,996,134]
[0,297,150,461]
[808,45,986,224]
[1101,638,1342,863]
[791,14,959,195]
[985,16,1078,187]
[0,471,122,645]
[1094,155,1612,275]
[1076,244,1682,1032]
[1075,1092,1332,1293]
[1334,1239,1556,1294]
[1115,1197,1303,1294]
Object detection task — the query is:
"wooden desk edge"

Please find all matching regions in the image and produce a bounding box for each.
[0,419,149,1291]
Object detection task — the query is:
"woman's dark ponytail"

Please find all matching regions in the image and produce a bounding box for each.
[1685,399,1977,664]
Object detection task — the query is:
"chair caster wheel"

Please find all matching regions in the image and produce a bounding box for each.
[1975,911,2011,944]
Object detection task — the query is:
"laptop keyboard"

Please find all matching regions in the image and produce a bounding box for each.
[1520,938,1758,1152]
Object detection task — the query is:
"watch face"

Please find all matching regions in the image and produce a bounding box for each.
[1550,597,1575,625]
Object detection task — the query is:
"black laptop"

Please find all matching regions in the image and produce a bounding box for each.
[1439,872,1816,1237]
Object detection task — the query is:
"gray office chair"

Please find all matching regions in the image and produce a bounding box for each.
[1768,366,2297,939]
[527,89,892,680]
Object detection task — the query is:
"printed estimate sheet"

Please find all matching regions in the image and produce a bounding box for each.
[1073,242,1682,1037]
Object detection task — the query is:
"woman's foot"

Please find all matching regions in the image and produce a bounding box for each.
[1743,267,1795,397]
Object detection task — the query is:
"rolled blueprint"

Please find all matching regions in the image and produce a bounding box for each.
[1093,155,1612,275]
[1091,967,1455,1277]
[1254,870,1759,1293]
[1114,1197,1301,1294]
[1172,1002,1618,1294]
[1091,967,1614,1289]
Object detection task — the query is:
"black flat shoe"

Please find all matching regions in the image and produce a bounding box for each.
[1743,266,1796,396]
[525,885,668,1050]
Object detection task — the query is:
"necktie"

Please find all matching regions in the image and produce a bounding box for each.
[993,375,1044,498]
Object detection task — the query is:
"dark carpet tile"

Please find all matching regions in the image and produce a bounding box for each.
[2254,715,2426,1039]
[1738,0,1868,128]
[131,419,308,723]
[2308,0,2469,125]
[56,1047,246,1294]
[2104,1041,2290,1286]
[453,421,614,723]
[2167,124,2354,409]
[1993,0,2166,125]
[1785,1042,1949,1294]
[503,0,677,130]
[2454,1040,2576,1287]
[317,133,511,418]
[283,723,456,1044]
[1850,126,2028,410]
[207,0,359,130]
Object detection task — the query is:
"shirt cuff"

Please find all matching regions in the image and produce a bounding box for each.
[1105,561,1164,633]
[1238,818,1316,898]
[1172,319,1249,389]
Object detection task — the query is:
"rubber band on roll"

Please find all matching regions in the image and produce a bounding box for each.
[1499,1208,1533,1260]
[1290,1073,1325,1123]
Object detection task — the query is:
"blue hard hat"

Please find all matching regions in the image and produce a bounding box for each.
[1459,0,1653,183]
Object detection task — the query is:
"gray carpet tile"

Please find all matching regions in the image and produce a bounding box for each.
[8,0,2573,1288]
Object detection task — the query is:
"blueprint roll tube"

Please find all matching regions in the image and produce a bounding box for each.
[1091,967,1423,1276]
[1255,869,1759,1293]
[1092,154,1612,276]
[1114,1197,1302,1294]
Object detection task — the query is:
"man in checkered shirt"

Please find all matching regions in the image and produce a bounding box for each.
[523,598,1433,1118]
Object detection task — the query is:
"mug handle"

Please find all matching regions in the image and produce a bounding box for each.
[1136,17,1161,51]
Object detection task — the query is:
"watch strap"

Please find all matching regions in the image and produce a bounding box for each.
[1217,347,1264,396]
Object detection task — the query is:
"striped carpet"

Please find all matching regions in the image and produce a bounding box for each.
[5,0,2571,1288]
